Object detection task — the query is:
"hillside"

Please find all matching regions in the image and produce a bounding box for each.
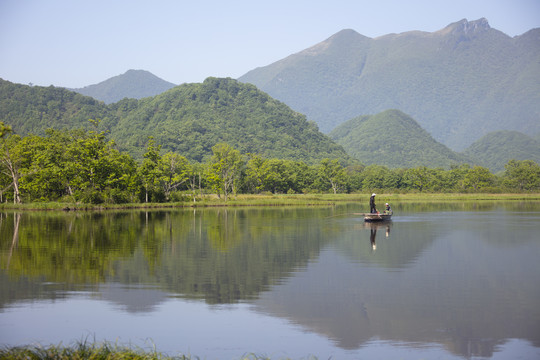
[71,70,177,104]
[109,77,350,162]
[239,19,540,151]
[0,78,350,164]
[0,78,110,135]
[329,109,471,168]
[463,130,540,172]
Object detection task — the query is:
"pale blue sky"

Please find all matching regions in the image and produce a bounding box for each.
[1,0,539,88]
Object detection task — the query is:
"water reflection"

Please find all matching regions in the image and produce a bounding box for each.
[0,208,332,306]
[1,203,540,359]
[364,222,391,251]
[254,207,540,358]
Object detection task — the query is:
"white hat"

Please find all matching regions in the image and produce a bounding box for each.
[385,203,389,205]
[372,193,376,196]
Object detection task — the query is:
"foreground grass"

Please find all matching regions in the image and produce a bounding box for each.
[1,193,539,211]
[0,341,288,360]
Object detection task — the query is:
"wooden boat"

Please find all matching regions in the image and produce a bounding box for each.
[354,212,393,222]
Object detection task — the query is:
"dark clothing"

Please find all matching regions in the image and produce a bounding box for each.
[370,195,377,213]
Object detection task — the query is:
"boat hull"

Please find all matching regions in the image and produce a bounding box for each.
[355,213,393,222]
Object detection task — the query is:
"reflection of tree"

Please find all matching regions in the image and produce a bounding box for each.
[131,207,332,304]
[5,212,20,269]
[0,208,333,306]
[0,211,140,283]
[207,209,243,251]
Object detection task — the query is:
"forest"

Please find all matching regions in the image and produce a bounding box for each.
[0,77,349,164]
[1,122,539,205]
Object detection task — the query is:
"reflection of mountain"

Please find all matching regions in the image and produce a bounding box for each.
[253,215,540,358]
[98,282,168,313]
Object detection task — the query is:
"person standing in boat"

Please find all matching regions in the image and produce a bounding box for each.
[370,193,377,213]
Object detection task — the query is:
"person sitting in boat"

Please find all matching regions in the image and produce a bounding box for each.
[384,202,393,215]
[370,193,377,213]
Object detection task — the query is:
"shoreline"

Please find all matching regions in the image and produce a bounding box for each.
[1,193,539,211]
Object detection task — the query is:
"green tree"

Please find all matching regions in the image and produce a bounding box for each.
[445,164,471,191]
[463,166,495,191]
[139,137,162,203]
[187,162,205,202]
[244,154,266,193]
[207,143,244,201]
[502,160,540,191]
[402,166,434,192]
[318,159,348,194]
[17,132,66,201]
[361,164,398,191]
[159,152,190,201]
[261,159,289,194]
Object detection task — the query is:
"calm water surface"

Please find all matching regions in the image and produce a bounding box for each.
[1,202,539,359]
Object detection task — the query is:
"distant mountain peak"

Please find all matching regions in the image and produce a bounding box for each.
[239,18,539,150]
[303,29,368,56]
[72,69,176,104]
[439,18,491,36]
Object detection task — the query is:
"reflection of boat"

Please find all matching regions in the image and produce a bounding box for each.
[355,212,392,222]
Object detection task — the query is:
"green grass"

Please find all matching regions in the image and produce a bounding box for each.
[0,193,539,211]
[0,341,301,360]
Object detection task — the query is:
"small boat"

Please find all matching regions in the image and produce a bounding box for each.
[354,212,393,222]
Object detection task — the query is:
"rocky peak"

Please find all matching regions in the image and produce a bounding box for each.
[439,18,491,36]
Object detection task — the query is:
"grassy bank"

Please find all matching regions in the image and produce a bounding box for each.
[0,342,285,360]
[0,193,539,211]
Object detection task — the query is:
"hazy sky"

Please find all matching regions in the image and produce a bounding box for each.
[1,0,539,88]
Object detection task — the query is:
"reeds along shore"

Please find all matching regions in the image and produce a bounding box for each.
[0,193,539,211]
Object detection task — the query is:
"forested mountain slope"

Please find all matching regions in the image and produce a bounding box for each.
[329,109,472,168]
[0,78,110,135]
[70,69,177,104]
[0,77,350,164]
[109,77,350,162]
[239,19,540,151]
[463,130,540,172]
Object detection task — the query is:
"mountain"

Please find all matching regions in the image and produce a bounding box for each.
[71,69,177,104]
[108,77,351,162]
[329,109,471,168]
[0,78,110,135]
[0,77,350,164]
[239,19,540,151]
[463,130,540,172]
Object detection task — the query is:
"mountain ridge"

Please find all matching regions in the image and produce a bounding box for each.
[238,18,540,151]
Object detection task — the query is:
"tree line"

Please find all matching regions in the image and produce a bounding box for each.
[1,122,539,204]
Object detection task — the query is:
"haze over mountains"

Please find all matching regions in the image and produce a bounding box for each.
[239,18,540,151]
[463,130,540,172]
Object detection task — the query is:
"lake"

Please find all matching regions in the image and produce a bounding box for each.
[1,201,540,359]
